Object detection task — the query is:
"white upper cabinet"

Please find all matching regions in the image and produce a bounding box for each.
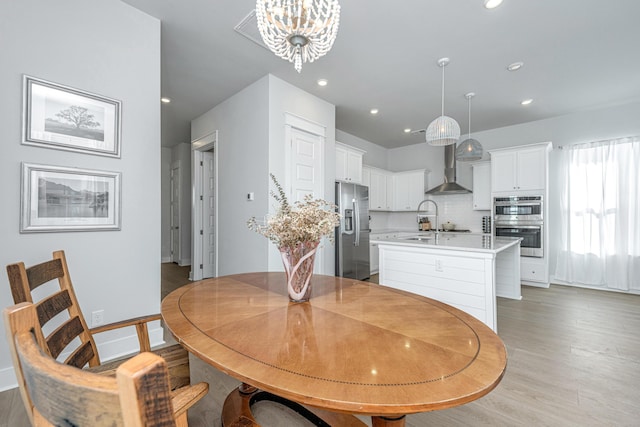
[392,170,427,211]
[335,142,365,184]
[364,166,427,211]
[490,143,551,193]
[471,162,491,210]
[367,166,392,211]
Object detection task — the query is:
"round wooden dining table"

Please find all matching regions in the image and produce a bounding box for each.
[161,272,507,426]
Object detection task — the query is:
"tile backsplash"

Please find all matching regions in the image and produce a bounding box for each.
[371,194,490,233]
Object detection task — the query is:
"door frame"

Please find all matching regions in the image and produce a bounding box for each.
[170,161,181,264]
[191,131,218,281]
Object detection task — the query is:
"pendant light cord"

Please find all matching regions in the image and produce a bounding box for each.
[441,62,445,116]
[468,96,472,139]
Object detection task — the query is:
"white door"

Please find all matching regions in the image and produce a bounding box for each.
[202,150,216,278]
[290,127,323,200]
[170,165,181,263]
[289,127,324,272]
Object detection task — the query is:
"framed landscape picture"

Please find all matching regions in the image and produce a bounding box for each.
[22,75,122,157]
[21,163,121,232]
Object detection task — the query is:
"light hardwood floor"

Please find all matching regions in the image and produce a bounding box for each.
[2,266,639,426]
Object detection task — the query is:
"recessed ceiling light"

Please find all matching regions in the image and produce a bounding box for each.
[484,0,503,9]
[317,79,328,87]
[507,61,524,71]
[161,97,171,103]
[370,108,379,115]
[521,99,533,106]
[404,128,412,133]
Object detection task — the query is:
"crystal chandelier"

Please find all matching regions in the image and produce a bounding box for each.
[425,58,460,146]
[456,92,484,161]
[255,0,341,73]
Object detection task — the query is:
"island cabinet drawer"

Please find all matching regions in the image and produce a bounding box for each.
[382,249,487,283]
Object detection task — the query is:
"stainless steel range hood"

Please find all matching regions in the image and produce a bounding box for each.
[425,144,472,195]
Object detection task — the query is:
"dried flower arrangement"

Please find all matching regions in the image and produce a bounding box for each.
[247,174,340,301]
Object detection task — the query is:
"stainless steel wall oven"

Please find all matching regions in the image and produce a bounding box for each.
[494,195,543,222]
[493,196,544,257]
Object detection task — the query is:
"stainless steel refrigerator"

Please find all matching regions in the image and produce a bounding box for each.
[335,181,370,280]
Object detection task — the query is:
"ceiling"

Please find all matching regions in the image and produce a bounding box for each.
[121,0,640,149]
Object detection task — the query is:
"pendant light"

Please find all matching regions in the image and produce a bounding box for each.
[456,92,484,161]
[255,0,341,73]
[425,58,460,146]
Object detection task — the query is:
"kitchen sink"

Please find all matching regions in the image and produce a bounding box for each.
[400,236,433,241]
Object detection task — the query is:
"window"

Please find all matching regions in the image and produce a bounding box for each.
[555,137,640,291]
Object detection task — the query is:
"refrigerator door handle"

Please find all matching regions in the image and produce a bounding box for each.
[353,198,360,246]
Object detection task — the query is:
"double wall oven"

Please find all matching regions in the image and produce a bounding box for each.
[493,196,543,257]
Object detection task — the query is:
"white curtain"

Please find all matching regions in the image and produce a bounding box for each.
[555,136,640,291]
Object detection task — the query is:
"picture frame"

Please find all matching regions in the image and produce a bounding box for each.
[22,75,122,158]
[21,163,121,233]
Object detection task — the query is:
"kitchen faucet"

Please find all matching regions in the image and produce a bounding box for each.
[416,199,439,235]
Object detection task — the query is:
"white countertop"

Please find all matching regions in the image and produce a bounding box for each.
[371,232,521,254]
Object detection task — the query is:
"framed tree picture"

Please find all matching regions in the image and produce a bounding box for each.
[22,75,122,157]
[21,163,121,232]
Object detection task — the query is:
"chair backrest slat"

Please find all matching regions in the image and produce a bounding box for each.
[65,341,96,369]
[26,259,65,290]
[46,316,86,360]
[36,289,72,326]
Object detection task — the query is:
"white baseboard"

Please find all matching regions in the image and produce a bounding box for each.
[161,256,172,263]
[0,325,167,392]
[93,324,166,362]
[521,280,550,288]
[179,258,191,267]
[0,366,17,392]
[550,276,640,295]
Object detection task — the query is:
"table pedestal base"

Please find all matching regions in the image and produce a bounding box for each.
[372,415,406,427]
[221,383,405,427]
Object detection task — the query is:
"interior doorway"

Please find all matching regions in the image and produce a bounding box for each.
[191,131,218,281]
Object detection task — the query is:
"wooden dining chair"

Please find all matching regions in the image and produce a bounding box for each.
[4,302,208,427]
[5,250,190,390]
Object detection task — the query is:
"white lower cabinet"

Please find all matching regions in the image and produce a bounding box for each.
[370,242,379,274]
[370,233,398,274]
[520,257,549,287]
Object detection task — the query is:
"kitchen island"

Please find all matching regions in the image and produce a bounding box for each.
[371,233,521,332]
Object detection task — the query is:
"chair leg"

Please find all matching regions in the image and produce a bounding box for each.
[175,412,189,427]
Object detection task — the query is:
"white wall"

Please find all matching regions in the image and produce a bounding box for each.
[0,0,161,391]
[336,129,388,170]
[161,147,172,261]
[191,76,271,275]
